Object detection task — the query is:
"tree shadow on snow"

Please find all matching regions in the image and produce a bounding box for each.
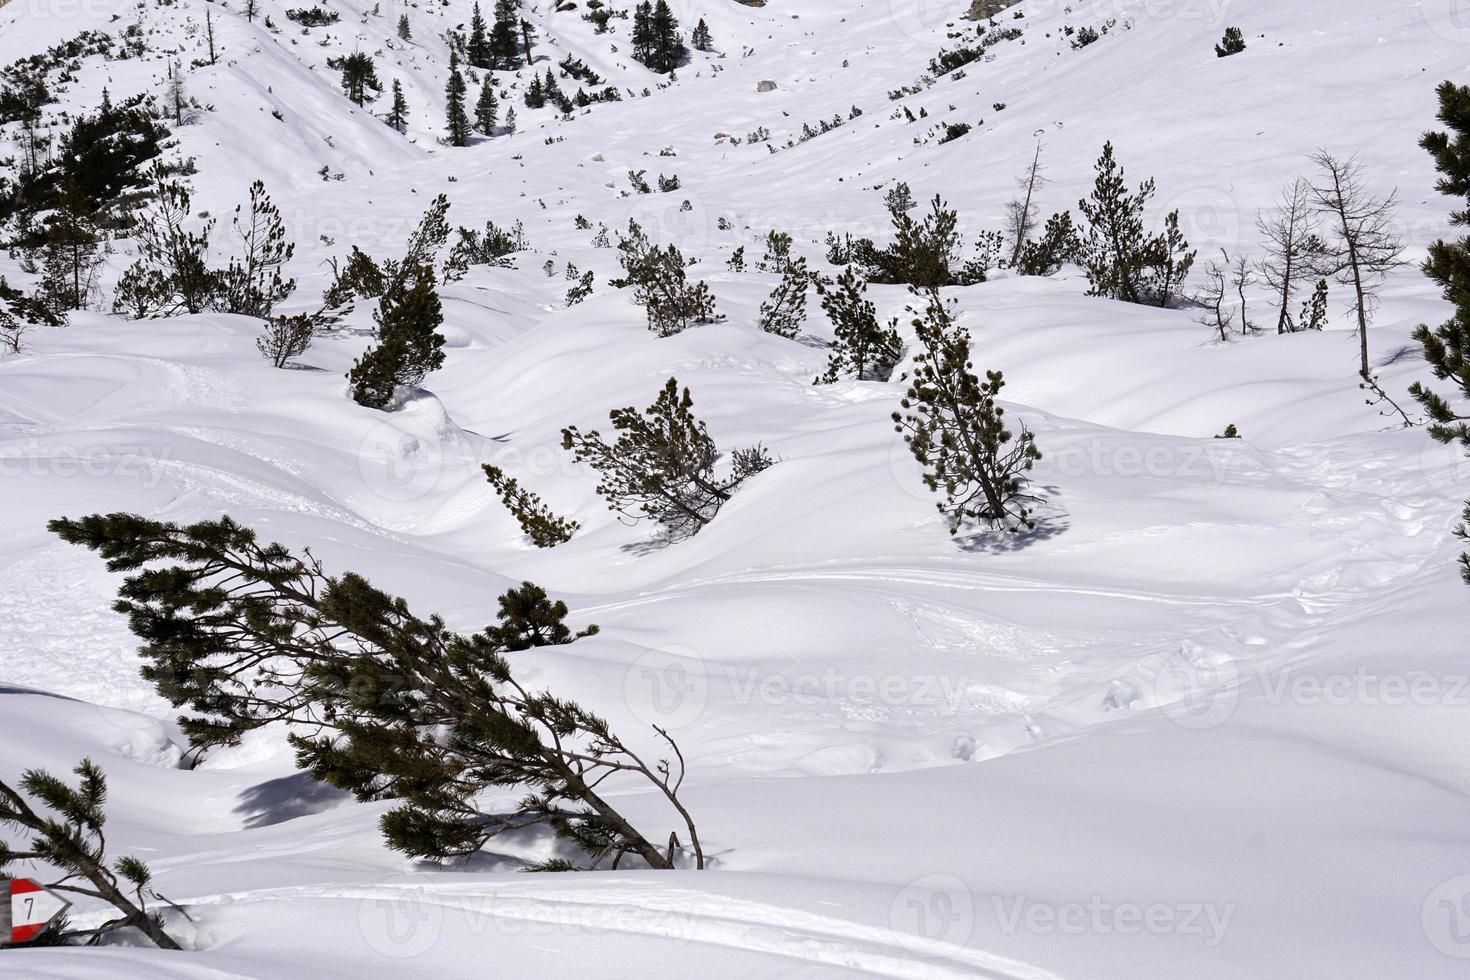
[234,772,353,828]
[953,512,1069,554]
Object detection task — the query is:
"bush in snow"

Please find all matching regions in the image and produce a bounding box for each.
[1216,27,1246,58]
[256,312,318,368]
[894,288,1042,533]
[561,378,773,538]
[1,759,182,949]
[48,514,704,872]
[814,267,903,383]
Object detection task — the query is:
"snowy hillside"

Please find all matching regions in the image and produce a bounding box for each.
[2,0,1470,976]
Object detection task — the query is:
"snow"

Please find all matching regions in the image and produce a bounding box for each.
[3,0,1470,976]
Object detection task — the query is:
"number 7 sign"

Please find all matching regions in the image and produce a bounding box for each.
[1,879,72,945]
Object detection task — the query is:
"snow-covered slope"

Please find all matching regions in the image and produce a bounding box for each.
[2,0,1470,976]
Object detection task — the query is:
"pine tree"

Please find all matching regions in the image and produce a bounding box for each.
[475,77,498,134]
[758,257,814,339]
[1075,141,1194,307]
[48,514,705,871]
[332,52,382,107]
[387,78,409,132]
[348,267,446,409]
[1215,27,1246,58]
[650,0,685,73]
[1298,279,1329,331]
[691,18,712,52]
[445,54,471,146]
[217,179,296,317]
[611,219,722,336]
[1,760,182,949]
[505,106,517,135]
[893,288,1042,533]
[814,267,903,383]
[561,378,772,538]
[490,0,521,70]
[1411,81,1470,582]
[467,3,491,69]
[483,464,579,546]
[397,14,411,40]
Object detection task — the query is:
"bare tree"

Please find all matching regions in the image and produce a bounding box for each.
[1308,151,1406,380]
[1195,249,1234,342]
[1229,251,1256,335]
[1005,140,1046,266]
[1256,178,1323,334]
[205,8,218,66]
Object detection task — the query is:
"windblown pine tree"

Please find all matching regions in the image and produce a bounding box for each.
[894,289,1042,533]
[561,378,773,538]
[49,514,706,871]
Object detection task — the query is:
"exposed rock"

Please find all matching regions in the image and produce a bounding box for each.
[757,80,778,93]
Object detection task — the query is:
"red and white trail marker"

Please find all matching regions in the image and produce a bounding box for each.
[2,878,72,944]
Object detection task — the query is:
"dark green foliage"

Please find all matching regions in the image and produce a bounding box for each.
[445,54,471,146]
[691,18,712,52]
[852,185,965,288]
[256,312,318,368]
[1411,81,1470,583]
[893,289,1042,533]
[328,52,381,106]
[1075,142,1195,306]
[285,6,339,26]
[484,464,579,547]
[387,79,409,132]
[1,759,181,949]
[324,195,451,312]
[814,267,903,383]
[632,1,685,74]
[758,257,815,338]
[561,378,773,537]
[348,267,446,409]
[467,2,492,69]
[565,268,594,305]
[611,219,722,336]
[1298,279,1328,332]
[444,218,527,279]
[1215,27,1246,58]
[0,92,174,238]
[475,77,498,134]
[47,514,704,871]
[115,169,218,317]
[490,0,522,69]
[397,14,412,40]
[1015,211,1077,276]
